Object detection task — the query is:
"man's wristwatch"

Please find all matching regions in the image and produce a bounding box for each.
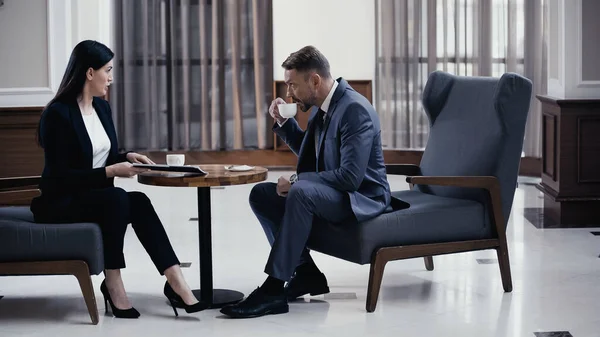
[290,173,298,185]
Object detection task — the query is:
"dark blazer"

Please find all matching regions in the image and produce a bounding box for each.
[274,78,392,222]
[31,97,130,216]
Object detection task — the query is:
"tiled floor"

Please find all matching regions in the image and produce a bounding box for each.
[1,173,599,337]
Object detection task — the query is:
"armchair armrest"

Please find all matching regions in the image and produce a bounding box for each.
[406,176,500,191]
[0,176,41,206]
[406,175,506,237]
[0,176,41,192]
[385,164,421,176]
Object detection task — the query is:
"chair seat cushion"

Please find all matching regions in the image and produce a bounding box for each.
[307,190,493,264]
[0,207,104,275]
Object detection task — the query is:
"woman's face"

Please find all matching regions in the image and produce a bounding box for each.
[86,59,113,97]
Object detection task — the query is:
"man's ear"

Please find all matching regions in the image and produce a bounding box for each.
[310,72,321,88]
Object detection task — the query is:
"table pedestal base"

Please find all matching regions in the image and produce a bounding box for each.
[170,289,244,309]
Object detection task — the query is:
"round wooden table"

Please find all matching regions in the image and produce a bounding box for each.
[137,164,268,308]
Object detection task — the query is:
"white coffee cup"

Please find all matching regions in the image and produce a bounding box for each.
[166,154,185,166]
[277,103,298,118]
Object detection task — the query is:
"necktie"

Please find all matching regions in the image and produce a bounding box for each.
[314,109,326,156]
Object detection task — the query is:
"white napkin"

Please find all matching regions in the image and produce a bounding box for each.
[225,165,255,171]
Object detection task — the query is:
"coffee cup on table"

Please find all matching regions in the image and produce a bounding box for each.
[166,154,185,166]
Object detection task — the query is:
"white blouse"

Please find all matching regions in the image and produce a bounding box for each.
[81,110,111,168]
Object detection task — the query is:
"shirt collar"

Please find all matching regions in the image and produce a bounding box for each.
[320,79,338,113]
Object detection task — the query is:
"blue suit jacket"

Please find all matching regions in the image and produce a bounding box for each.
[274,78,392,222]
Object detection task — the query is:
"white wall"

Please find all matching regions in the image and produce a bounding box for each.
[0,0,49,88]
[581,0,600,81]
[547,0,600,98]
[71,0,112,48]
[272,0,375,82]
[0,0,112,107]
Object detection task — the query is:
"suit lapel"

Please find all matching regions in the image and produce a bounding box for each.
[93,99,118,163]
[296,107,318,172]
[316,103,334,160]
[69,102,93,167]
[316,79,347,169]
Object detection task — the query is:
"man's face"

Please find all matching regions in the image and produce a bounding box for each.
[284,69,318,112]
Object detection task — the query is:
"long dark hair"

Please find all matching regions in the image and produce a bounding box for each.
[37,40,114,147]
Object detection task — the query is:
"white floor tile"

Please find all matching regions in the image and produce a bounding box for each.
[1,172,599,337]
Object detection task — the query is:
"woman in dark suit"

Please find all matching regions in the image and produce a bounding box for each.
[31,40,206,319]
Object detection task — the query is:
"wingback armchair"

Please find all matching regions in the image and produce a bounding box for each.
[306,70,533,312]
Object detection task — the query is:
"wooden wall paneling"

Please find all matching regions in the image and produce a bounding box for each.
[0,107,44,178]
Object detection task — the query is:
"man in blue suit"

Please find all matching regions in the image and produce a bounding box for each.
[221,46,392,318]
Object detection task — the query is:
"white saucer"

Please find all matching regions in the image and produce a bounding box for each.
[224,165,255,172]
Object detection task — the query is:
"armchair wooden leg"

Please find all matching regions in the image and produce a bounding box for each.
[424,256,434,271]
[71,262,99,325]
[0,260,99,324]
[366,252,388,312]
[496,245,513,292]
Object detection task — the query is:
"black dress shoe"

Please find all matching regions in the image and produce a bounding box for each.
[285,272,330,301]
[220,287,288,318]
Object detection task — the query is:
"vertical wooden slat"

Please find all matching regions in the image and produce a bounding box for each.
[506,0,517,72]
[471,0,479,76]
[442,0,448,72]
[264,0,274,149]
[454,0,461,74]
[400,0,409,147]
[165,0,175,150]
[199,0,210,150]
[427,0,437,75]
[142,0,152,149]
[210,0,220,149]
[181,0,191,149]
[464,0,469,74]
[151,0,160,149]
[411,0,422,148]
[228,0,243,149]
[252,0,266,149]
[122,1,134,149]
[112,1,124,144]
[379,0,395,149]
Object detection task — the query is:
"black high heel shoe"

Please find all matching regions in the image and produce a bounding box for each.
[100,280,140,319]
[164,282,209,316]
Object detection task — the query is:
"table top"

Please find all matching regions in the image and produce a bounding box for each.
[137,164,268,187]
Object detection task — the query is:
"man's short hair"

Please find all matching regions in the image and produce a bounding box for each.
[281,45,331,79]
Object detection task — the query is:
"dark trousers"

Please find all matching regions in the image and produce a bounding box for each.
[36,187,179,274]
[249,180,354,281]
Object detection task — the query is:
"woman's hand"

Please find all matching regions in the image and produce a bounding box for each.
[106,162,148,178]
[126,152,155,164]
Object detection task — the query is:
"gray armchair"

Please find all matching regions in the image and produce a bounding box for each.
[307,70,533,312]
[0,177,103,324]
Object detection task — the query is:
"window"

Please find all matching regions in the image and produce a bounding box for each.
[113,0,273,150]
[376,0,527,149]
